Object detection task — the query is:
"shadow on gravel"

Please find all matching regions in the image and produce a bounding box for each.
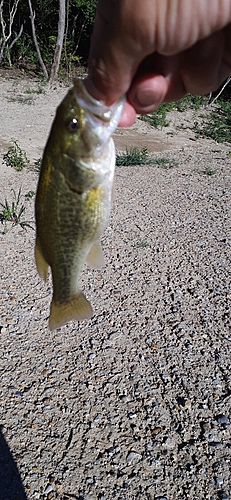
[0,426,27,500]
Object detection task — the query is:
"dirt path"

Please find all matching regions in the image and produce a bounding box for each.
[0,76,230,500]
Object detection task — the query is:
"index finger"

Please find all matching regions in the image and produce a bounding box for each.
[86,0,150,104]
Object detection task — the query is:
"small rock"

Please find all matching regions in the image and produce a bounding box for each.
[123,483,129,489]
[126,451,142,463]
[163,437,176,450]
[219,493,229,500]
[44,484,53,494]
[217,414,229,425]
[209,442,221,448]
[86,477,94,484]
[202,422,210,432]
[87,353,96,360]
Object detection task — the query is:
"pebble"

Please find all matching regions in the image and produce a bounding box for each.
[213,378,221,384]
[126,451,142,463]
[44,484,53,494]
[209,442,221,448]
[219,493,229,500]
[87,353,96,360]
[217,414,229,425]
[164,437,176,450]
[86,477,94,484]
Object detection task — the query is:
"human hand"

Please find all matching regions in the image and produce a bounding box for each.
[86,0,231,126]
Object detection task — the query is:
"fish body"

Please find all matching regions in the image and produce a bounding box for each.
[35,78,124,329]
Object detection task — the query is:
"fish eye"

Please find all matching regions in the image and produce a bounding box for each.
[67,118,79,133]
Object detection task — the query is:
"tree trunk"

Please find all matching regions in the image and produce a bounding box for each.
[50,0,66,82]
[27,0,48,79]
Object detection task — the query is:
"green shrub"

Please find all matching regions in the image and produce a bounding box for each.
[193,101,231,143]
[140,103,170,128]
[3,140,29,171]
[0,187,34,234]
[116,147,149,166]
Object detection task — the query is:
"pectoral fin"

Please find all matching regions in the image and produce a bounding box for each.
[86,241,105,269]
[35,239,49,281]
[49,291,93,330]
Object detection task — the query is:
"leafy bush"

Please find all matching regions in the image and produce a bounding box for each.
[3,140,29,171]
[193,101,231,143]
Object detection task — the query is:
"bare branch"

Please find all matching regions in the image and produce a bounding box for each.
[27,0,48,79]
[0,0,20,63]
[9,22,23,49]
[209,76,231,105]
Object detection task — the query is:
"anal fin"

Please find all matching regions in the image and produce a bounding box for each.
[49,291,93,330]
[35,239,49,281]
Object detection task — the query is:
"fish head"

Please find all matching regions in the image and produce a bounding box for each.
[48,79,124,163]
[72,78,125,159]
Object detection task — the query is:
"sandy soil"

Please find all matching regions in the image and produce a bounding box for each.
[0,75,230,500]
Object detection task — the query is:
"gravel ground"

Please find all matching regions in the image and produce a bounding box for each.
[0,75,230,500]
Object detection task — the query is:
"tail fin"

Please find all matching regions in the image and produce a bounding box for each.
[49,291,93,330]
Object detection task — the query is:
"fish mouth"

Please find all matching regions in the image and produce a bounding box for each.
[73,78,125,133]
[64,152,95,170]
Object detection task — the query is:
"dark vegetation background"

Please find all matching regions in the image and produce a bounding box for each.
[0,0,97,78]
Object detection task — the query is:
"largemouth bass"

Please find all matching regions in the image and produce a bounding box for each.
[35,78,124,330]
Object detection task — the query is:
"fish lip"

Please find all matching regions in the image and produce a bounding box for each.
[73,78,125,129]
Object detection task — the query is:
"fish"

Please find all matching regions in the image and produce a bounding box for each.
[35,78,124,330]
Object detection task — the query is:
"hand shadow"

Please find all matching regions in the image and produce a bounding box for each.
[0,426,27,500]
